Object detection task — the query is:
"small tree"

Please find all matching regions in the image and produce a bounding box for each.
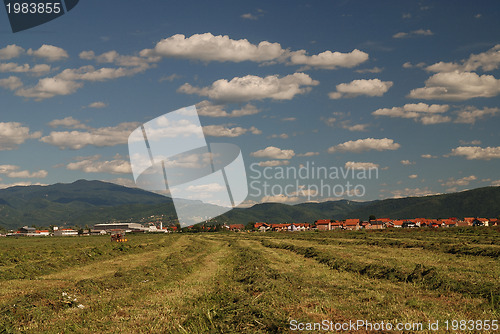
[369,215,376,221]
[245,222,255,230]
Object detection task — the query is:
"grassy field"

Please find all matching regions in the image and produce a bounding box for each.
[0,228,498,333]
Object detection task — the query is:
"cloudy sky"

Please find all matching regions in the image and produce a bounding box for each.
[1,0,499,205]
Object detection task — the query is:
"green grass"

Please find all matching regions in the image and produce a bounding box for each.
[0,228,498,333]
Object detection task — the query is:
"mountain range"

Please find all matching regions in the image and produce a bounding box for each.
[0,180,499,230]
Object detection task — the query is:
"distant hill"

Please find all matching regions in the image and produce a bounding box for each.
[0,180,499,230]
[0,180,175,230]
[216,186,500,224]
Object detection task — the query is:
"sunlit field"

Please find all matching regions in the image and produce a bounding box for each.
[0,228,498,333]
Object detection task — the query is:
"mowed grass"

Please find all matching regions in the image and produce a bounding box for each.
[0,228,498,333]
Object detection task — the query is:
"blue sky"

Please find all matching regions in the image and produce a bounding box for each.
[0,0,499,206]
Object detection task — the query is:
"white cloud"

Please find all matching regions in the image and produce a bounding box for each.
[373,103,449,120]
[140,33,368,70]
[297,152,319,157]
[27,45,69,61]
[0,165,48,178]
[202,124,261,137]
[342,122,370,132]
[345,161,379,169]
[159,74,181,82]
[328,138,400,153]
[355,66,383,73]
[401,160,415,165]
[420,114,452,124]
[409,174,418,179]
[0,76,23,90]
[15,77,83,99]
[408,71,500,101]
[421,154,437,159]
[454,106,499,124]
[79,50,156,68]
[0,181,47,189]
[288,49,368,69]
[48,116,88,129]
[0,122,41,150]
[426,44,500,73]
[15,64,149,100]
[40,121,140,149]
[88,101,107,109]
[258,160,290,167]
[393,29,433,38]
[0,62,51,75]
[441,175,476,188]
[329,79,393,99]
[141,33,285,63]
[196,101,261,117]
[492,180,500,187]
[282,117,296,121]
[241,13,258,20]
[450,146,500,160]
[251,146,295,159]
[179,73,318,102]
[459,140,481,145]
[66,155,132,174]
[0,45,25,60]
[388,187,436,198]
[261,194,300,204]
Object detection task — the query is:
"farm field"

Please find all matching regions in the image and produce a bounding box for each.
[0,228,498,333]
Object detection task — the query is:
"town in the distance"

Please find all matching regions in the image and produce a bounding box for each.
[4,216,498,237]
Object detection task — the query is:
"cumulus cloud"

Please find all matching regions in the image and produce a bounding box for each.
[328,138,400,153]
[88,101,107,109]
[0,45,25,60]
[388,187,436,198]
[141,33,285,63]
[297,152,319,157]
[196,100,261,117]
[258,160,290,167]
[261,194,300,204]
[0,122,41,150]
[15,77,83,99]
[251,146,295,159]
[355,66,383,74]
[179,73,318,102]
[202,124,261,137]
[48,116,89,129]
[421,154,437,159]
[409,174,418,179]
[241,13,258,20]
[441,175,476,188]
[288,49,368,69]
[0,165,48,178]
[0,76,23,90]
[40,121,140,149]
[66,155,132,174]
[426,44,500,72]
[401,160,415,165]
[449,146,500,160]
[139,33,369,70]
[393,29,433,39]
[27,45,68,61]
[0,63,51,75]
[408,71,500,100]
[329,79,393,99]
[16,64,149,100]
[345,161,379,169]
[454,106,499,124]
